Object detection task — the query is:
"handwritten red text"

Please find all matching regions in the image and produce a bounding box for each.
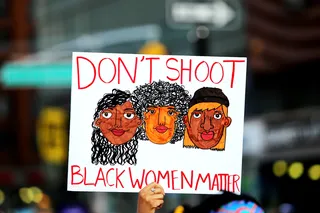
[76,56,160,89]
[70,165,240,193]
[76,55,245,90]
[166,58,245,88]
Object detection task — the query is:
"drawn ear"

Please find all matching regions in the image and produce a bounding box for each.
[94,118,102,127]
[223,117,232,127]
[137,119,142,126]
[183,115,188,125]
[143,111,148,119]
[172,111,179,121]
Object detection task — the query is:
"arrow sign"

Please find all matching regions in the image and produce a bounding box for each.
[166,0,242,30]
[211,0,236,28]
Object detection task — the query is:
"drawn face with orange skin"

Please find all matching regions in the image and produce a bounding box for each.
[94,101,142,145]
[143,106,179,144]
[183,103,231,149]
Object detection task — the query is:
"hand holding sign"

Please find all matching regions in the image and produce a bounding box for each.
[137,182,165,213]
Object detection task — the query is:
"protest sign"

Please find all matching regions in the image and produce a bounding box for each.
[67,52,247,194]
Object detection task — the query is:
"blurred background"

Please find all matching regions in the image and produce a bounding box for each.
[0,0,320,212]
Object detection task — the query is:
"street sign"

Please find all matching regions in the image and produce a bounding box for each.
[165,0,242,30]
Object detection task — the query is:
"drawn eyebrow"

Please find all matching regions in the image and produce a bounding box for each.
[124,108,134,111]
[167,107,175,110]
[102,108,113,112]
[214,108,225,116]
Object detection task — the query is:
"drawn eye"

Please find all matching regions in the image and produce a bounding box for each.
[148,109,155,114]
[168,110,175,116]
[102,112,112,118]
[124,113,135,119]
[214,113,222,120]
[193,113,201,118]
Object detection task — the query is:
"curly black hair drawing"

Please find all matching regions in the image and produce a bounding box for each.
[131,80,191,145]
[91,89,142,166]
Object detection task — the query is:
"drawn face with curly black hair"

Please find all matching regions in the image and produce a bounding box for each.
[91,89,142,166]
[94,101,141,145]
[132,81,191,144]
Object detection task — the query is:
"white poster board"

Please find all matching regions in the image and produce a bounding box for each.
[67,52,247,194]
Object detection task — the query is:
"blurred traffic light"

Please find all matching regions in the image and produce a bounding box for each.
[36,107,68,165]
[29,187,43,203]
[288,162,304,179]
[18,186,45,204]
[273,160,320,181]
[138,41,168,55]
[273,160,288,177]
[173,205,185,213]
[37,193,51,209]
[0,189,4,205]
[308,164,320,181]
[19,187,33,204]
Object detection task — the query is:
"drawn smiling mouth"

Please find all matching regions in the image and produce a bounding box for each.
[201,131,214,141]
[111,129,125,136]
[155,125,168,133]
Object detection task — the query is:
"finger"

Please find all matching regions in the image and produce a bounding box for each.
[155,184,165,195]
[148,193,164,200]
[148,183,165,195]
[151,200,164,208]
[144,182,158,191]
[152,187,163,194]
[156,204,163,210]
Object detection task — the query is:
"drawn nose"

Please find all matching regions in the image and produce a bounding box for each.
[201,116,212,131]
[114,111,122,127]
[158,108,166,125]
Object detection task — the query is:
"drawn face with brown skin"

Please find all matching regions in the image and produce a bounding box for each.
[94,101,142,145]
[183,103,231,149]
[143,106,179,144]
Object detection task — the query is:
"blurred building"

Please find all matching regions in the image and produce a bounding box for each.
[257,107,320,212]
[0,0,41,211]
[246,1,320,211]
[246,0,320,115]
[31,0,190,57]
[31,0,245,58]
[248,0,320,73]
[0,0,36,166]
[0,0,10,64]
